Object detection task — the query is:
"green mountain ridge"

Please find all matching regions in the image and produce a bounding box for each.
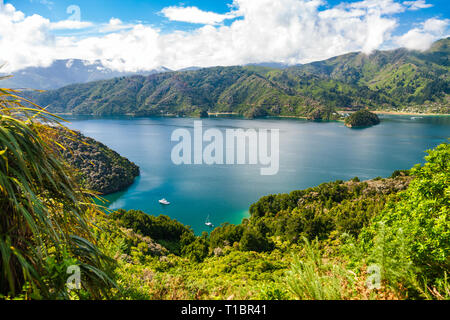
[27,38,450,117]
[292,38,450,107]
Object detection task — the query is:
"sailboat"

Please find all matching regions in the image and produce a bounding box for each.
[159,198,170,205]
[205,215,214,228]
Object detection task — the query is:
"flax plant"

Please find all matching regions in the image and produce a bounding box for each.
[0,75,114,299]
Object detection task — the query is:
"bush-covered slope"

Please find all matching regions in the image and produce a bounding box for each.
[97,144,448,300]
[56,129,140,194]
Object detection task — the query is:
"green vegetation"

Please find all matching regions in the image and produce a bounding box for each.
[56,129,139,194]
[28,66,326,119]
[297,38,450,113]
[0,83,114,299]
[27,38,450,118]
[360,143,450,298]
[345,109,380,128]
[100,144,447,300]
[286,239,355,300]
[1,79,448,300]
[108,209,195,255]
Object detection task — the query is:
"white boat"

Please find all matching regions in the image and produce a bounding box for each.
[159,198,170,205]
[205,215,214,228]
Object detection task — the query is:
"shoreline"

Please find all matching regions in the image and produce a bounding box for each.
[337,110,450,117]
[267,115,309,120]
[56,111,450,120]
[373,111,450,116]
[208,112,240,116]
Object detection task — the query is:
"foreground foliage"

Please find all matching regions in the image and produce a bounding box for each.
[360,143,449,298]
[0,81,114,299]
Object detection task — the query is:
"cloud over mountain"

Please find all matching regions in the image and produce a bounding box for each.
[0,0,447,73]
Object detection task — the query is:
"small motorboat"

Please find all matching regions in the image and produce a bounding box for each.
[159,198,170,205]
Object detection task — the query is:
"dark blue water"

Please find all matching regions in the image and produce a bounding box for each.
[66,115,450,233]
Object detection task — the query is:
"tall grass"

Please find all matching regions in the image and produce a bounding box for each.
[0,76,114,299]
[286,239,354,300]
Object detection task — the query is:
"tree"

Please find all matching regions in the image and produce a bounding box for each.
[240,227,274,252]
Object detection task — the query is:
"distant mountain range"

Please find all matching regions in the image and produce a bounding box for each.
[24,38,450,118]
[0,59,171,90]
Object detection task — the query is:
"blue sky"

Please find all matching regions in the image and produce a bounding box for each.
[9,1,235,31]
[9,0,449,34]
[1,1,449,72]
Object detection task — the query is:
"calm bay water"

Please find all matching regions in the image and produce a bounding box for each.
[66,115,450,233]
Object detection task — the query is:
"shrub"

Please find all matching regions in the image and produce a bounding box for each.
[210,223,244,249]
[362,143,450,297]
[286,239,354,300]
[240,227,274,252]
[182,237,209,262]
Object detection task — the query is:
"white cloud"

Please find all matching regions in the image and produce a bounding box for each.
[346,0,405,15]
[0,0,448,73]
[98,18,135,33]
[0,4,56,71]
[403,0,433,11]
[394,18,449,50]
[50,20,93,30]
[422,18,448,33]
[161,6,238,25]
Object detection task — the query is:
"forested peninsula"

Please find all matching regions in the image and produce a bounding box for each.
[56,129,140,194]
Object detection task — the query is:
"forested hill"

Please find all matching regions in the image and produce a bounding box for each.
[29,67,329,119]
[28,38,449,118]
[56,129,140,194]
[287,37,450,108]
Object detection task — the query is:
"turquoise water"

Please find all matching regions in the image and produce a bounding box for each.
[66,115,450,233]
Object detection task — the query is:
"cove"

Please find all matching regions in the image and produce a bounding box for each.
[66,114,450,234]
